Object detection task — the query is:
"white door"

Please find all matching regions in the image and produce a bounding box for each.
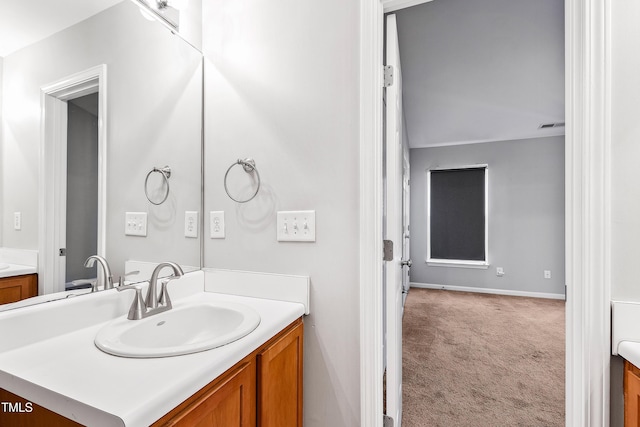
[384,13,404,426]
[401,145,411,308]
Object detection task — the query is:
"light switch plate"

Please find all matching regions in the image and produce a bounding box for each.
[125,212,147,237]
[13,212,21,231]
[210,211,225,239]
[185,211,199,238]
[277,210,316,242]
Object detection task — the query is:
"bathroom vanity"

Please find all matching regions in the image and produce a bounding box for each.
[0,270,308,427]
[612,301,640,426]
[0,274,37,305]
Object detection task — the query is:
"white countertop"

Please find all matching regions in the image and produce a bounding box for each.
[0,263,37,279]
[618,341,640,369]
[0,273,305,426]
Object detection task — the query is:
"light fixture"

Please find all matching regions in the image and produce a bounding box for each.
[134,0,180,30]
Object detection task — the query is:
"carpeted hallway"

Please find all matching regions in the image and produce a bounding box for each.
[402,288,565,426]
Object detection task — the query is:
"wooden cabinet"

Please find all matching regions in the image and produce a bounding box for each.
[625,360,640,427]
[257,321,303,427]
[0,389,81,427]
[0,274,37,305]
[154,318,303,427]
[0,317,303,427]
[156,360,256,427]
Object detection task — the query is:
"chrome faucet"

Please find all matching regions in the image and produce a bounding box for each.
[147,262,184,309]
[84,255,113,291]
[117,261,184,320]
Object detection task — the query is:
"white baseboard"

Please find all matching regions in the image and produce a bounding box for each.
[410,282,565,300]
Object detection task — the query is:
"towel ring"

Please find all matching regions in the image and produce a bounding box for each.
[224,158,261,203]
[145,166,171,205]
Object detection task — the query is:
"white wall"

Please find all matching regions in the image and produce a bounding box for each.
[0,55,3,246]
[610,2,640,425]
[611,1,640,303]
[410,136,565,296]
[0,1,202,277]
[202,1,361,425]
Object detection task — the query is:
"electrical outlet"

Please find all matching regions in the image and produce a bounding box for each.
[496,267,504,277]
[13,212,21,231]
[185,211,198,238]
[210,211,225,239]
[125,212,147,237]
[277,210,316,242]
[544,270,552,279]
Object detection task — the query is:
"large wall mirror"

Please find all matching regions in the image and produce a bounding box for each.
[0,0,203,307]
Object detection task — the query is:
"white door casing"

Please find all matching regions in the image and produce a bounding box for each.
[359,0,611,426]
[384,13,404,426]
[39,65,107,295]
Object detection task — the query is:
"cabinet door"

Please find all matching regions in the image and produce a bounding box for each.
[0,275,37,305]
[160,360,256,427]
[257,321,303,427]
[625,361,640,427]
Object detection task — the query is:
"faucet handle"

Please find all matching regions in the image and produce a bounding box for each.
[116,284,146,320]
[117,270,141,287]
[158,279,173,308]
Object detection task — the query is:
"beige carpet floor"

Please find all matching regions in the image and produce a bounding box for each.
[402,288,565,427]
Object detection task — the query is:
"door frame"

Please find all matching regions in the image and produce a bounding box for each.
[39,65,108,295]
[359,0,611,426]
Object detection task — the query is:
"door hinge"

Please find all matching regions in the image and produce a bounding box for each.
[59,248,66,256]
[383,65,394,87]
[383,415,394,427]
[383,240,394,261]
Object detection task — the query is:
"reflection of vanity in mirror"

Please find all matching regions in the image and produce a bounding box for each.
[0,0,203,309]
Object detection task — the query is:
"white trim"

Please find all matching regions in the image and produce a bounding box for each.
[426,166,488,265]
[429,163,488,171]
[426,260,489,269]
[410,282,566,300]
[382,0,433,13]
[564,0,611,424]
[409,131,566,149]
[359,1,384,426]
[39,65,107,295]
[360,0,609,426]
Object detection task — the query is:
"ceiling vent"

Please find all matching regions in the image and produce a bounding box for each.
[539,122,565,129]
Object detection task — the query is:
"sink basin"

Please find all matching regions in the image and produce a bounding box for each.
[94,301,261,358]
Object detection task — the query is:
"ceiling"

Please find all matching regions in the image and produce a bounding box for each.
[394,0,565,149]
[0,0,123,57]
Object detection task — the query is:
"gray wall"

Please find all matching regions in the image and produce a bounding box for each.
[202,1,360,425]
[66,95,99,283]
[0,1,202,277]
[410,136,565,296]
[395,0,565,148]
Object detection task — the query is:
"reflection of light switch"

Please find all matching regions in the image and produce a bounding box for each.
[185,211,198,238]
[210,211,225,239]
[14,212,21,231]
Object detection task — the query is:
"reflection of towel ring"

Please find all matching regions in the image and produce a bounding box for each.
[145,166,171,205]
[224,158,261,203]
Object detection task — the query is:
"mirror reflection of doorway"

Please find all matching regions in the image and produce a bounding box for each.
[65,93,99,287]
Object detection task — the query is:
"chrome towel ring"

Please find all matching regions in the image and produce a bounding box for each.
[145,166,171,205]
[224,158,261,203]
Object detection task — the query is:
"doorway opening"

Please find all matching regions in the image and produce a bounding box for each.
[382,1,566,425]
[65,93,99,286]
[39,65,107,296]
